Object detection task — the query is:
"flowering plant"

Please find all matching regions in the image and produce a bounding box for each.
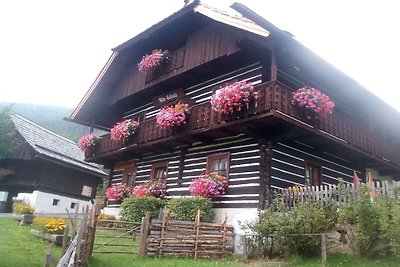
[78,133,100,152]
[13,202,35,214]
[189,173,229,198]
[210,80,258,114]
[132,180,166,199]
[291,86,335,119]
[156,102,189,128]
[33,217,67,235]
[138,49,170,72]
[105,183,133,201]
[110,119,139,142]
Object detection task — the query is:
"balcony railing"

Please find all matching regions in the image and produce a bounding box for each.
[88,81,400,168]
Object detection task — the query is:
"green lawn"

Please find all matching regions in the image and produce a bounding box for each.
[0,218,61,267]
[1,217,399,267]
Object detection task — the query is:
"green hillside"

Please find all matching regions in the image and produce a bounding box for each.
[0,103,90,142]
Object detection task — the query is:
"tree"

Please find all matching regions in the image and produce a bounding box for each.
[0,106,16,158]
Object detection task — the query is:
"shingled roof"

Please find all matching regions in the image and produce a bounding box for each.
[11,114,105,176]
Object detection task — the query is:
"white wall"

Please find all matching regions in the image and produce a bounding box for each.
[16,190,92,214]
[0,191,8,201]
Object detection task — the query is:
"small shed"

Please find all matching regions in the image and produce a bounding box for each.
[0,114,106,213]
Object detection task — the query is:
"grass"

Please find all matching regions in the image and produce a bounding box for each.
[1,217,399,267]
[0,218,61,267]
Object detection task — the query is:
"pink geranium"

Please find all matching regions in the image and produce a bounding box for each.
[291,86,335,119]
[138,49,170,72]
[105,184,133,201]
[132,180,166,198]
[156,102,189,128]
[110,119,139,142]
[78,133,99,152]
[189,173,229,198]
[210,80,258,114]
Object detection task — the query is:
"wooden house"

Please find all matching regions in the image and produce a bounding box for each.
[69,1,400,220]
[0,114,106,213]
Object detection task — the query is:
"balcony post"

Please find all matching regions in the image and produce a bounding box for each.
[258,139,272,210]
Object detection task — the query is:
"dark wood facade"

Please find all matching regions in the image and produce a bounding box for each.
[71,2,400,209]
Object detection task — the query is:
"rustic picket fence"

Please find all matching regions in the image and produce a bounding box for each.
[280,180,400,207]
[44,203,98,267]
[146,210,234,258]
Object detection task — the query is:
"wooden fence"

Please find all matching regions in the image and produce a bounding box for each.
[145,210,234,258]
[280,180,400,207]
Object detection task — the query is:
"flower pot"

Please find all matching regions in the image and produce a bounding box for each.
[20,214,35,225]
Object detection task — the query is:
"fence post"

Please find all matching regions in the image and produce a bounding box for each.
[321,233,327,267]
[138,212,151,256]
[241,235,248,259]
[61,224,70,256]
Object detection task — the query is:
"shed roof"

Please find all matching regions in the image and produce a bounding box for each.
[11,114,105,176]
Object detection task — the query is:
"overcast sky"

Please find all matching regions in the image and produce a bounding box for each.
[1,0,399,112]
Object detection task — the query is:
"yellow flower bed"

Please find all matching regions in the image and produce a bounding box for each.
[13,202,35,214]
[97,213,116,227]
[33,217,67,235]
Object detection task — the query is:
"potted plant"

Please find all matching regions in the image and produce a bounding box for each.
[138,49,170,73]
[110,119,139,142]
[189,173,229,198]
[156,102,189,128]
[78,133,100,155]
[131,180,166,198]
[31,217,68,245]
[210,80,258,114]
[291,86,335,120]
[12,201,35,225]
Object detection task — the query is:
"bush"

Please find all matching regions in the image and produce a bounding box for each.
[13,202,35,214]
[338,184,400,257]
[120,196,165,222]
[166,197,214,222]
[247,198,336,257]
[32,217,67,235]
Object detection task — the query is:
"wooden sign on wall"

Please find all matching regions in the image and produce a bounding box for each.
[153,88,186,108]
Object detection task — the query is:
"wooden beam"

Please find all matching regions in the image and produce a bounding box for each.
[258,140,272,210]
[177,148,187,187]
[271,44,277,81]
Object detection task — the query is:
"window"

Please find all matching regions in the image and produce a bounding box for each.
[207,153,230,177]
[52,199,60,206]
[151,162,168,183]
[114,160,136,186]
[70,202,76,209]
[305,162,322,186]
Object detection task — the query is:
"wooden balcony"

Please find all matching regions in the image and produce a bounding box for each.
[86,81,400,170]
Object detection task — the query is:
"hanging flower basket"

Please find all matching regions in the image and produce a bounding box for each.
[105,183,133,202]
[156,102,189,128]
[210,80,258,114]
[110,119,139,142]
[138,49,170,72]
[291,86,335,120]
[189,173,229,198]
[132,180,166,199]
[78,133,100,152]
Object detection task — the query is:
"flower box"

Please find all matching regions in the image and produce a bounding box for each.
[189,173,229,198]
[13,214,35,225]
[291,86,335,120]
[138,49,170,73]
[156,102,189,128]
[30,229,68,246]
[110,119,139,142]
[211,80,258,114]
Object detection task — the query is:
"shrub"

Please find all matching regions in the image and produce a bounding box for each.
[32,217,67,235]
[166,197,214,222]
[120,196,165,222]
[13,202,35,214]
[338,184,400,257]
[247,198,336,257]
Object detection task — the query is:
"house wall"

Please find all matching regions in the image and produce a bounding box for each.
[16,190,92,214]
[107,135,359,211]
[110,22,257,104]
